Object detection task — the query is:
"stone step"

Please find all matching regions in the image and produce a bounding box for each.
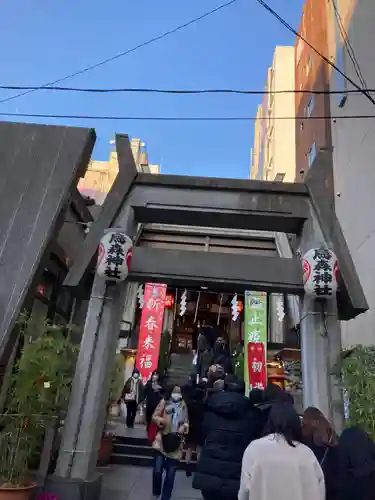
[168,368,192,375]
[111,435,197,470]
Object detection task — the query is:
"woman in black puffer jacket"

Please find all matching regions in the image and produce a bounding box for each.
[193,375,262,500]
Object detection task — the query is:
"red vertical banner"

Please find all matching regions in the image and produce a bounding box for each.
[136,283,167,383]
[247,342,267,390]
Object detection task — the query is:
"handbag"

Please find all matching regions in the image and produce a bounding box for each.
[110,404,120,417]
[120,402,127,420]
[162,433,182,454]
[135,405,145,424]
[124,392,136,401]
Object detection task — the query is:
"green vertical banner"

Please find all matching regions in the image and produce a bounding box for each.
[244,291,268,394]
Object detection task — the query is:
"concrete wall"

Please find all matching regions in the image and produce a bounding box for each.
[329,0,374,346]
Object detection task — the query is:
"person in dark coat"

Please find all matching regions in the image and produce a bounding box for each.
[248,388,263,406]
[193,375,260,500]
[144,371,164,433]
[197,347,214,382]
[336,426,375,500]
[247,388,264,439]
[212,336,233,375]
[183,374,205,476]
[302,407,339,500]
[122,368,145,428]
[196,326,218,381]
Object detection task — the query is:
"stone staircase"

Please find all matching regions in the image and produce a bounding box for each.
[110,435,197,470]
[110,354,196,470]
[167,353,194,386]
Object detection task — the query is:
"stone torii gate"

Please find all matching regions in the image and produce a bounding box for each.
[51,135,367,500]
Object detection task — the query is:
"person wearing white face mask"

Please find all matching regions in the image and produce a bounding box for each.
[122,368,145,428]
[150,385,189,500]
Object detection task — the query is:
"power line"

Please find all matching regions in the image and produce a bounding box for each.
[1,111,375,121]
[254,0,375,107]
[0,85,374,96]
[0,0,238,106]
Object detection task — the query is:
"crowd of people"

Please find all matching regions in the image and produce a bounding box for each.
[121,327,375,500]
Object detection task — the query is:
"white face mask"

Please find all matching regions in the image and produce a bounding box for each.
[133,373,139,380]
[171,393,182,402]
[152,375,158,382]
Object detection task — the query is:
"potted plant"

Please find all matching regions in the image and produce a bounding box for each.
[97,353,124,467]
[335,345,375,438]
[0,316,78,500]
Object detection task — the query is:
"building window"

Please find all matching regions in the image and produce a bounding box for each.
[308,142,317,168]
[274,173,285,182]
[305,95,315,118]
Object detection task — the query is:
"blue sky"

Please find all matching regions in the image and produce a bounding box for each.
[0,0,304,178]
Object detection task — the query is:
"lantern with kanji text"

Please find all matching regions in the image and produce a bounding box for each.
[302,247,338,299]
[165,294,175,308]
[97,229,133,282]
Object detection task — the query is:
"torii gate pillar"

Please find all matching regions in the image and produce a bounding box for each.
[298,199,344,430]
[51,207,137,500]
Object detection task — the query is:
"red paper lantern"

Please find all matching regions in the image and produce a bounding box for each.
[165,295,174,308]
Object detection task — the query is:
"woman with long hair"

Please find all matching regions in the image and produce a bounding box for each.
[150,384,189,500]
[337,426,375,500]
[238,402,325,500]
[302,407,339,500]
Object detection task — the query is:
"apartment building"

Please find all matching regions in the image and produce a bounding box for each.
[78,138,160,204]
[250,46,296,182]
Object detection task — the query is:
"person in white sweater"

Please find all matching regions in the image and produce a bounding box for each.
[238,402,325,500]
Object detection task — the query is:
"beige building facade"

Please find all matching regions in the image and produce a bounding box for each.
[78,138,160,205]
[250,46,296,182]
